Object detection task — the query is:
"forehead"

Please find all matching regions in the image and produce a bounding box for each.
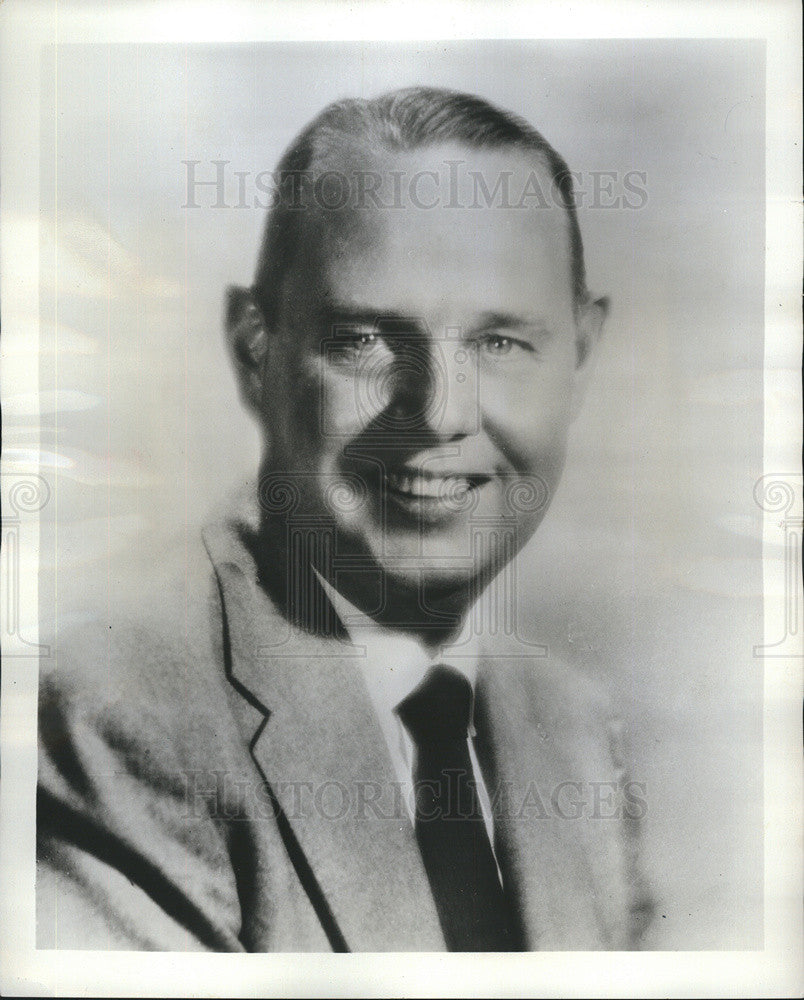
[292,143,574,320]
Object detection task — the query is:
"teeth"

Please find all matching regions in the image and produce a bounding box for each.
[385,471,475,498]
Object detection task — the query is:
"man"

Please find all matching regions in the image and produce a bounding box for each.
[37,87,654,951]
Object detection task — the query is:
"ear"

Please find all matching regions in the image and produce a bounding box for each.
[570,294,609,420]
[224,285,270,413]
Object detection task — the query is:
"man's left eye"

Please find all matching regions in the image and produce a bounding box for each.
[480,334,530,356]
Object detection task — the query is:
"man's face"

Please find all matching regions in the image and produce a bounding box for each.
[254,144,602,603]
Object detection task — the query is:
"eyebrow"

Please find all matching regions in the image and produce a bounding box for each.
[322,303,550,337]
[469,311,549,334]
[323,305,421,329]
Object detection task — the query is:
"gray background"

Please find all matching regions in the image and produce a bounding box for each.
[36,40,765,948]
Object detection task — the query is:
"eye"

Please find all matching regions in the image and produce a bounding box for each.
[345,329,387,356]
[483,334,513,355]
[327,327,391,367]
[479,333,532,357]
[341,326,384,350]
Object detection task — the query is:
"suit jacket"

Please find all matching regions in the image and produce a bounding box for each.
[37,500,654,951]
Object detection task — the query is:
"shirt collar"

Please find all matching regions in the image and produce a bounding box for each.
[313,570,480,723]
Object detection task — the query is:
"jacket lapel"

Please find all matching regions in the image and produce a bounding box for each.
[203,522,446,952]
[475,653,633,950]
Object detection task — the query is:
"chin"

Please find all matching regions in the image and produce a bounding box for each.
[379,555,492,599]
[351,521,514,596]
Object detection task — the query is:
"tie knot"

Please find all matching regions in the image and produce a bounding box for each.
[396,664,473,745]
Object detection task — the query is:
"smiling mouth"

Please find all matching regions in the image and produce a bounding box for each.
[383,468,492,506]
[385,470,491,497]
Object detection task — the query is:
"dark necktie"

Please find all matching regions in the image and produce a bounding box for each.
[396,664,522,951]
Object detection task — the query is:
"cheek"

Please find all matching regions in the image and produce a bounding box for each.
[318,363,390,440]
[261,346,324,463]
[482,365,576,469]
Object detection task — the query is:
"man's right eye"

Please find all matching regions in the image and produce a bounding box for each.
[333,326,382,347]
[340,330,382,354]
[327,328,390,366]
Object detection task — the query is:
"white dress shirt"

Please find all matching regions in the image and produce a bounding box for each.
[313,571,500,870]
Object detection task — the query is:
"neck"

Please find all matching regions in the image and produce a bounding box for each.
[252,513,484,650]
[320,563,474,652]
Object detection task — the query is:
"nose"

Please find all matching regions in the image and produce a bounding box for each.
[385,337,479,440]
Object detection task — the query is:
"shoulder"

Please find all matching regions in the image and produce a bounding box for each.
[537,656,626,763]
[39,528,231,774]
[482,640,629,773]
[36,523,254,950]
[486,636,620,721]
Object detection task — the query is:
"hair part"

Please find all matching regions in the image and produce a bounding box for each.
[251,86,589,326]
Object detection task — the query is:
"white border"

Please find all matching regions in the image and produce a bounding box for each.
[1,1,801,996]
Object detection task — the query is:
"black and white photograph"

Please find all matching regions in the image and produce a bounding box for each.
[1,1,801,996]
